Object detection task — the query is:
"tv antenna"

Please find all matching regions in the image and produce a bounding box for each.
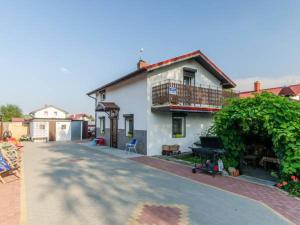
[139,48,144,60]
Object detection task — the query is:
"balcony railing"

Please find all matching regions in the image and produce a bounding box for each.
[152,80,237,108]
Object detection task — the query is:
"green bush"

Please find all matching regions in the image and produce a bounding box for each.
[213,92,300,177]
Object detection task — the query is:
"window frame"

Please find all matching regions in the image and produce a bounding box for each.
[183,67,196,86]
[99,91,106,101]
[99,116,105,134]
[124,114,134,137]
[61,124,67,130]
[172,113,186,138]
[39,124,46,130]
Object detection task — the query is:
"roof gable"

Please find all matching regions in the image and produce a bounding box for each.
[30,105,68,115]
[87,50,236,95]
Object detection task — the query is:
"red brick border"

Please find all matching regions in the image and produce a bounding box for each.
[131,156,300,224]
[0,176,20,225]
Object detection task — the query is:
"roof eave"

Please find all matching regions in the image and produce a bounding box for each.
[87,68,147,95]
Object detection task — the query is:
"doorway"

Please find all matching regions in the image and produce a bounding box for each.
[110,117,118,148]
[183,70,195,105]
[49,121,56,141]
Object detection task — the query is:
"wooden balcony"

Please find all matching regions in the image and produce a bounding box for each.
[152,80,238,113]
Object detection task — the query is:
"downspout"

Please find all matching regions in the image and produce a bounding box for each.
[87,93,97,138]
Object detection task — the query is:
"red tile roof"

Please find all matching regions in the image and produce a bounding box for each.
[87,50,236,95]
[239,84,300,98]
[11,118,26,122]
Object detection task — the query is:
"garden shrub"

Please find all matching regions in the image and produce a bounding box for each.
[213,92,300,178]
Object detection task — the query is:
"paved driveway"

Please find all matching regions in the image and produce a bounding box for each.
[23,142,291,225]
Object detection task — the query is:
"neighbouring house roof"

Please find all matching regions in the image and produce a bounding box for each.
[87,50,236,95]
[239,84,300,98]
[11,118,26,122]
[96,102,120,112]
[29,105,69,115]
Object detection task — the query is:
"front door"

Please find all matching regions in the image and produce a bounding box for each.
[49,121,56,141]
[110,117,118,148]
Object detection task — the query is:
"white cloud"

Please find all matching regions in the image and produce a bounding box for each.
[235,75,300,91]
[60,67,71,74]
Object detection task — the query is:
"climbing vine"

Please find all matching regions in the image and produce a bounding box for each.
[213,92,300,177]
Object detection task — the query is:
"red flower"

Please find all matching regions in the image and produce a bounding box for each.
[291,175,299,183]
[282,181,288,186]
[277,183,283,188]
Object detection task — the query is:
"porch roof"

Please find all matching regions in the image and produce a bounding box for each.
[96,102,120,112]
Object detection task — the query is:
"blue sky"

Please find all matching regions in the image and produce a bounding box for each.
[1,1,300,115]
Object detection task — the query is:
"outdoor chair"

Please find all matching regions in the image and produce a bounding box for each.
[0,153,11,184]
[125,139,138,153]
[0,151,20,184]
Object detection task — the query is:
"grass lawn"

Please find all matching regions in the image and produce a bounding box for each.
[174,153,203,164]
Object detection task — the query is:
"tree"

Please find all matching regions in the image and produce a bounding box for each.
[0,104,23,122]
[213,92,300,177]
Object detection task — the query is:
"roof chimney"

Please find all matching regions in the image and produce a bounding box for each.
[254,81,261,92]
[137,60,149,69]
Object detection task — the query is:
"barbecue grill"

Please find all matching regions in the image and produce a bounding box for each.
[189,137,225,176]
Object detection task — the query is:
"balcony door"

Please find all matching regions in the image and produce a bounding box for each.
[183,69,195,105]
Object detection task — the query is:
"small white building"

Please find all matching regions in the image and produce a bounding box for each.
[29,105,72,142]
[87,50,236,155]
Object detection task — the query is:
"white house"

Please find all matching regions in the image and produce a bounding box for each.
[29,105,72,142]
[87,50,236,155]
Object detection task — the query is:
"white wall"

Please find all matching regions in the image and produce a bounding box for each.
[146,59,222,155]
[96,74,148,131]
[55,121,71,141]
[149,59,222,88]
[291,95,300,101]
[30,121,49,140]
[146,113,213,155]
[33,106,67,119]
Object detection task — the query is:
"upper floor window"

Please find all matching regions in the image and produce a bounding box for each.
[54,112,58,117]
[99,91,106,101]
[183,67,196,86]
[39,124,45,130]
[124,114,134,137]
[61,124,67,130]
[44,111,48,116]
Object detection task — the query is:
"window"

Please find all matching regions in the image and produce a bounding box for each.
[44,111,48,116]
[39,124,45,130]
[124,114,134,137]
[99,117,105,134]
[99,91,106,101]
[61,124,67,130]
[54,112,58,117]
[172,114,186,138]
[183,67,196,86]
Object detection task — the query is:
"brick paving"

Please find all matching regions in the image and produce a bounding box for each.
[126,203,188,225]
[131,156,300,225]
[0,175,20,225]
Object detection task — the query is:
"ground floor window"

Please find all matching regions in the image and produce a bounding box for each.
[124,114,134,137]
[172,114,186,138]
[99,116,105,134]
